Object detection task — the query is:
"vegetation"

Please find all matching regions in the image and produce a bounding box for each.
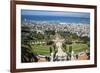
[21,44,38,63]
[31,44,50,55]
[21,25,90,62]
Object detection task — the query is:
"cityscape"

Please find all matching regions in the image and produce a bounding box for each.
[22,20,90,37]
[21,10,90,63]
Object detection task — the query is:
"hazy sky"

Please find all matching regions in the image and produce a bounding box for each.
[21,10,90,18]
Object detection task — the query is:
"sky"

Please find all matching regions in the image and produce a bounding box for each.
[21,10,90,18]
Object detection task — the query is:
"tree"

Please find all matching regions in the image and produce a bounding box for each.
[65,40,72,45]
[69,46,72,54]
[21,26,38,62]
[47,41,54,45]
[79,36,90,44]
[62,43,67,52]
[49,47,52,53]
[21,45,38,63]
[36,32,44,40]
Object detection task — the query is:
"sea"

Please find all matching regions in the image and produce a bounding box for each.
[21,15,90,24]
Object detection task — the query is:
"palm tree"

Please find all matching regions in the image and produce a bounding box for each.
[21,44,38,63]
[21,26,38,63]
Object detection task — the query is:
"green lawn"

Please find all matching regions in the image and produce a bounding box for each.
[31,43,89,55]
[31,44,50,55]
[67,43,88,53]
